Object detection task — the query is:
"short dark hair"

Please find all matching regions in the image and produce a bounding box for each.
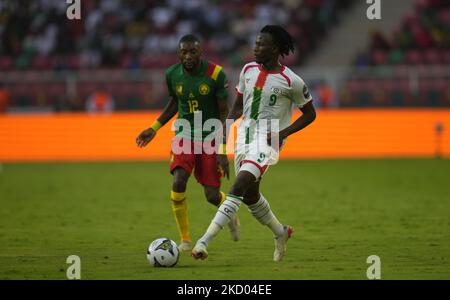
[179,34,201,45]
[260,25,295,57]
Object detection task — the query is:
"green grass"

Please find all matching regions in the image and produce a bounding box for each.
[0,159,449,279]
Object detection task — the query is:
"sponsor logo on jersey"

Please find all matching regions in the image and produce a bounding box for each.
[199,83,210,95]
[271,87,287,96]
[176,83,183,95]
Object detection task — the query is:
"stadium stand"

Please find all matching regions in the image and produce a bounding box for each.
[1,0,447,110]
[0,0,355,70]
[0,0,355,111]
[344,0,449,107]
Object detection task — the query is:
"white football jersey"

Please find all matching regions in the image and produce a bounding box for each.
[236,62,312,135]
[233,62,312,178]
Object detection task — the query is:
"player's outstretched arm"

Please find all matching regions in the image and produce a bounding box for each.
[136,97,178,148]
[277,101,316,143]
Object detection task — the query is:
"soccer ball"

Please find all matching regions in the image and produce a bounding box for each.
[147,238,180,267]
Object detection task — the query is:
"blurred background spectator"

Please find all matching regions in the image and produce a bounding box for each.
[0,0,448,111]
[85,85,115,113]
[0,0,354,70]
[0,83,10,113]
[357,0,449,67]
[345,0,449,108]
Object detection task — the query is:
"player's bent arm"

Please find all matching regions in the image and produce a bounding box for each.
[279,101,316,140]
[154,96,178,128]
[147,97,178,132]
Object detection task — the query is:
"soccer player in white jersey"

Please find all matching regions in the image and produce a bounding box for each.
[192,25,316,261]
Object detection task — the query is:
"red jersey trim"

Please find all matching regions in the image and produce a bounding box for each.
[280,71,291,87]
[244,65,259,74]
[241,159,268,174]
[206,61,216,77]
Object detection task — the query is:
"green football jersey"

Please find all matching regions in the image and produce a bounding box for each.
[165,60,228,141]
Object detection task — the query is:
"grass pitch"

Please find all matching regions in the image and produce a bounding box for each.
[0,159,449,279]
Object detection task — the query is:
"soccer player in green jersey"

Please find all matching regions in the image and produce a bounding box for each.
[136,35,240,251]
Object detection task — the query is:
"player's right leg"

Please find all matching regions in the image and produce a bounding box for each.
[192,136,249,259]
[171,167,192,251]
[203,187,240,242]
[194,142,241,242]
[192,171,255,260]
[169,142,195,252]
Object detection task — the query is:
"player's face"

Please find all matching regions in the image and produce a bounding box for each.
[254,33,277,64]
[178,42,202,71]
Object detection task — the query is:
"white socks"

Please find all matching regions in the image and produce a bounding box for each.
[198,194,242,246]
[198,193,285,247]
[248,194,284,237]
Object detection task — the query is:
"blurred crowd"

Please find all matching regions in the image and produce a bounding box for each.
[0,0,448,112]
[355,0,449,66]
[342,0,450,108]
[0,0,353,70]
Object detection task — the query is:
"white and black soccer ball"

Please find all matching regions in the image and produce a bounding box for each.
[147,238,180,267]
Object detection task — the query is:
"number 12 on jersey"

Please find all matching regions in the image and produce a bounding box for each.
[188,100,199,113]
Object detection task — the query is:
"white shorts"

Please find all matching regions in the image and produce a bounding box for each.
[234,132,280,181]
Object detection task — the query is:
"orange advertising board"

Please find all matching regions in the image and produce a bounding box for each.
[0,109,449,161]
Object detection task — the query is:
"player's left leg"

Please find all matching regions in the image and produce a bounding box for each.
[243,179,292,262]
[243,179,285,237]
